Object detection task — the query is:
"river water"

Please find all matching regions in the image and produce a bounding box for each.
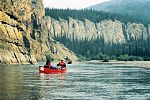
[0,63,150,100]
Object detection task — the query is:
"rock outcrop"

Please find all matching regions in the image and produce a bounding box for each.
[48,17,150,43]
[0,0,77,64]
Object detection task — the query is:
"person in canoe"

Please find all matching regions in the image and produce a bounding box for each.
[44,60,57,69]
[44,60,51,68]
[57,59,66,69]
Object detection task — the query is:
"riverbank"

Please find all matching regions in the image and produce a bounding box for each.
[85,60,150,68]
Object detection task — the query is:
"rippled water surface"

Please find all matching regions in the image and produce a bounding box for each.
[0,63,150,100]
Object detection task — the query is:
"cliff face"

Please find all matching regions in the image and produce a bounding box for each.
[0,0,77,64]
[48,17,150,43]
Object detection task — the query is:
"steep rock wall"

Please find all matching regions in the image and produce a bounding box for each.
[0,0,77,64]
[48,17,150,43]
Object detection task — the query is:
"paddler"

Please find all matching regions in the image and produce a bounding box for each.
[57,59,66,68]
[44,60,51,68]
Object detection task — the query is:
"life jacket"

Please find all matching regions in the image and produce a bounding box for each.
[45,62,51,67]
[47,63,51,66]
[59,62,65,66]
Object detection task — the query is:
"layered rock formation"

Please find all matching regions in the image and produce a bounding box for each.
[47,17,150,43]
[0,0,77,64]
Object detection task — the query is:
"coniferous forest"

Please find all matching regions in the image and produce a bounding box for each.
[54,34,150,61]
[45,8,150,26]
[45,8,150,61]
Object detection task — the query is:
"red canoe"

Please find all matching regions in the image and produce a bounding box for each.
[39,66,67,74]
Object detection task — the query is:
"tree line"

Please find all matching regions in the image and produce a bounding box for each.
[45,8,149,26]
[54,34,150,61]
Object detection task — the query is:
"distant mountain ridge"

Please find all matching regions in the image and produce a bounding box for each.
[87,0,150,23]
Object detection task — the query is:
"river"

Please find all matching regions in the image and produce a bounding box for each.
[0,63,150,99]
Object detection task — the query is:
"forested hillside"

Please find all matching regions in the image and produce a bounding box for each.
[54,33,150,61]
[45,8,150,61]
[45,8,147,25]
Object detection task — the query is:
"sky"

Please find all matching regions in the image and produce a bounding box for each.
[43,0,109,9]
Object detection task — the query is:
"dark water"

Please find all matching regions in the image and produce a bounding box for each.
[0,63,150,100]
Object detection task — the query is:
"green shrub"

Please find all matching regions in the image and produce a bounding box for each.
[117,54,128,61]
[135,56,143,61]
[111,56,117,60]
[97,53,104,60]
[91,55,98,60]
[117,55,144,61]
[143,57,150,61]
[78,55,87,61]
[45,53,54,61]
[102,55,109,62]
[128,56,135,61]
[128,56,143,61]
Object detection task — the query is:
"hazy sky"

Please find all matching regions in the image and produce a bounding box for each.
[43,0,109,9]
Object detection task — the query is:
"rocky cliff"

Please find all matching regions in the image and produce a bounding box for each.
[46,17,150,43]
[0,0,77,64]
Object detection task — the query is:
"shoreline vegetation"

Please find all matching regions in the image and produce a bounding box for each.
[85,60,150,68]
[78,54,150,62]
[45,53,150,68]
[77,54,150,68]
